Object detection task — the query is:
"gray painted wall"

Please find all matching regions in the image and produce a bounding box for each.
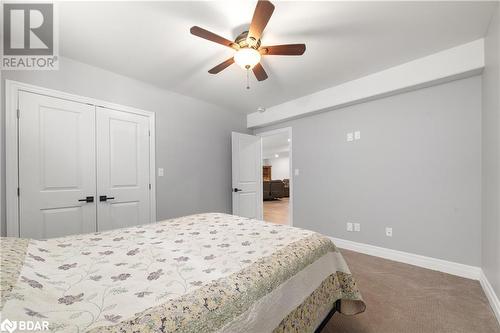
[482,3,500,299]
[0,57,248,236]
[256,76,482,266]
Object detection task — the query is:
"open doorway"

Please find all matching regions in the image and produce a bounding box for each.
[259,128,292,225]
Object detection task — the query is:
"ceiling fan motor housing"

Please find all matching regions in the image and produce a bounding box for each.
[235,31,261,49]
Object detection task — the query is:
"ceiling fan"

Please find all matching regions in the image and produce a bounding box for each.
[190,0,306,87]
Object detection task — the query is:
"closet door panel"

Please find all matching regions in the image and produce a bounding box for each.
[96,107,150,231]
[18,91,96,239]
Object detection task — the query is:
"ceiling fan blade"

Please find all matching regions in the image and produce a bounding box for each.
[190,26,238,49]
[260,44,306,56]
[208,57,235,74]
[247,1,275,43]
[252,62,268,81]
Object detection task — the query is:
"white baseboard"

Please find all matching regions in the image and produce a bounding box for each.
[330,237,481,280]
[479,270,500,325]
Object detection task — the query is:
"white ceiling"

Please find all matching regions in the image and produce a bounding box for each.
[262,132,290,158]
[59,1,496,114]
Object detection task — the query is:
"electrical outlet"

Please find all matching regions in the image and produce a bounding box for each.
[354,131,361,140]
[158,168,164,177]
[354,223,361,232]
[347,223,353,232]
[346,132,354,142]
[385,227,393,237]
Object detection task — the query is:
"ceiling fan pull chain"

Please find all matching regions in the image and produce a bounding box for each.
[246,67,250,90]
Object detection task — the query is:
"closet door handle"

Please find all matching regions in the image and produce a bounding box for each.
[78,196,94,203]
[99,195,115,202]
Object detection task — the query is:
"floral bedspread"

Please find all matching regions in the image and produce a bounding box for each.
[0,213,365,332]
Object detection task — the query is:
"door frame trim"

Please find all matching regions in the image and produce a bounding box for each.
[256,127,293,226]
[5,80,157,237]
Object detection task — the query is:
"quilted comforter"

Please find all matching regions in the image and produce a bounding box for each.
[0,213,365,332]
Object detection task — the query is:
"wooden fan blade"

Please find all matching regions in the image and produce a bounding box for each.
[252,62,268,81]
[190,26,238,49]
[208,57,234,74]
[260,44,306,56]
[248,1,275,43]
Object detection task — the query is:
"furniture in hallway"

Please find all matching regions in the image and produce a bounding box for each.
[283,178,289,197]
[263,165,272,181]
[263,180,285,200]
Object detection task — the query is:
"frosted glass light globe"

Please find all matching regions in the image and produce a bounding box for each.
[234,48,261,69]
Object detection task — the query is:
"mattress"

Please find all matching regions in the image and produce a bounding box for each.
[0,213,365,332]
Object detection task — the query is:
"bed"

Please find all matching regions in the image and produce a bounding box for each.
[0,213,365,332]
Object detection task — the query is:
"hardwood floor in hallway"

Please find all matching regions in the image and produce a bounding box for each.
[263,198,289,225]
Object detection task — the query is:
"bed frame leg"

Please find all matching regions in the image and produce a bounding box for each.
[314,300,341,333]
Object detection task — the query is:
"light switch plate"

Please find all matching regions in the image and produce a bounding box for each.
[294,169,300,176]
[386,227,393,237]
[347,223,353,232]
[354,131,361,140]
[354,223,361,232]
[347,132,354,142]
[158,168,164,177]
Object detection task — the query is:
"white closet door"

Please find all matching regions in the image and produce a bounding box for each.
[96,107,151,231]
[18,91,96,239]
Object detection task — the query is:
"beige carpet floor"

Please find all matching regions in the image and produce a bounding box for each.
[324,249,500,333]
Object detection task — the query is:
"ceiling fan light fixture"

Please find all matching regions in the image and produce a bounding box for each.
[190,0,305,83]
[234,48,261,69]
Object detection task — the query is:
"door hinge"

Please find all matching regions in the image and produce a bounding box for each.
[148,130,150,137]
[149,184,151,190]
[16,109,20,119]
[17,187,20,196]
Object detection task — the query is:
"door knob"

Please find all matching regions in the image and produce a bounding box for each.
[99,195,115,202]
[233,188,243,192]
[78,196,94,203]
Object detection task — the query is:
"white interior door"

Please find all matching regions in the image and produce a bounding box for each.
[231,132,262,219]
[18,91,96,239]
[96,107,151,231]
